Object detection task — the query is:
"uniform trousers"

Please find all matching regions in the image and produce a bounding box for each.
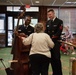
[29,54,50,75]
[50,41,63,75]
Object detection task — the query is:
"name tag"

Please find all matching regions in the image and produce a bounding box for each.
[54,25,57,27]
[28,31,31,32]
[47,25,50,27]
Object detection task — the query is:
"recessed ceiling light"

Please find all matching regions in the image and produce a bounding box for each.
[65,1,76,4]
[66,2,71,3]
[35,1,40,3]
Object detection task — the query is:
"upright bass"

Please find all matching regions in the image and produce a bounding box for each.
[11,5,31,75]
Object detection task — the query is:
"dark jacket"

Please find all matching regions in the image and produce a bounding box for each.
[18,24,34,36]
[45,17,63,42]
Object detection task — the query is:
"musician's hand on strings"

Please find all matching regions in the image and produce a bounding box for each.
[18,36,25,41]
[19,33,27,37]
[13,30,18,36]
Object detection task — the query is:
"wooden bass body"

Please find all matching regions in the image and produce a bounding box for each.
[11,35,31,75]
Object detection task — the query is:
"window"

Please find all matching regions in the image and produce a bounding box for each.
[0,14,6,47]
[0,20,4,30]
[7,6,39,12]
[30,18,38,27]
[59,8,76,32]
[26,7,39,12]
[0,14,5,33]
[7,6,13,11]
[14,19,23,27]
[8,17,13,30]
[8,31,13,46]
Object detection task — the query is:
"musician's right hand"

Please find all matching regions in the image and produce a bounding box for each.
[18,36,25,41]
[19,33,27,37]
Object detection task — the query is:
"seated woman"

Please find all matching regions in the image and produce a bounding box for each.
[63,26,75,54]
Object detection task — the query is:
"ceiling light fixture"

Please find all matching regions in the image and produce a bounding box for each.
[7,0,13,5]
[65,1,76,4]
[52,0,56,6]
[19,0,23,5]
[35,0,40,3]
[61,0,68,6]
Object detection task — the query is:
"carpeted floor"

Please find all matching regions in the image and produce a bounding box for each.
[0,47,76,75]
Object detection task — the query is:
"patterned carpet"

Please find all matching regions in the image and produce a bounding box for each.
[0,47,76,75]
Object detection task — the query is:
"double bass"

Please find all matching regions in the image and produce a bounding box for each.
[11,5,31,75]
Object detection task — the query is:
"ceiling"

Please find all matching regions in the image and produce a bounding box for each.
[0,0,76,7]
